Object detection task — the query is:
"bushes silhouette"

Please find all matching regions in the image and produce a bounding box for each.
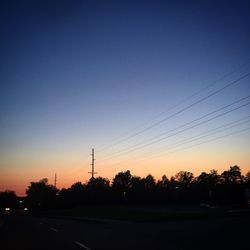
[25,165,250,210]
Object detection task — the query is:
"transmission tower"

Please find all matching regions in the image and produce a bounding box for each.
[88,148,97,180]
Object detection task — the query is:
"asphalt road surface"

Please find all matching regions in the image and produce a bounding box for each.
[0,213,249,250]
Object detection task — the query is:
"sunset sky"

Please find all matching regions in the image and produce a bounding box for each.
[1,0,250,196]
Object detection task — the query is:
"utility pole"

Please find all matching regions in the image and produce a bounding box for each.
[88,148,97,180]
[54,173,57,188]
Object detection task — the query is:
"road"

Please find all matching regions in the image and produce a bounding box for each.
[0,212,249,250]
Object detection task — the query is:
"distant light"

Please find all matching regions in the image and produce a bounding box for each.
[24,208,28,211]
[19,200,23,204]
[5,207,10,211]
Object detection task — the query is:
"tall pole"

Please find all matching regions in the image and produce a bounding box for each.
[54,173,57,188]
[89,148,97,180]
[91,148,95,179]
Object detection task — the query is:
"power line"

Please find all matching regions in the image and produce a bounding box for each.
[126,123,250,167]
[99,96,250,160]
[146,116,250,160]
[101,101,250,161]
[101,96,249,158]
[97,61,250,152]
[119,101,250,155]
[166,127,250,156]
[98,122,250,170]
[97,71,250,153]
[132,125,250,166]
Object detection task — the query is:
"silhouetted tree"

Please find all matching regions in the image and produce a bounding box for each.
[57,182,86,208]
[157,175,169,189]
[86,177,110,203]
[112,170,132,190]
[197,170,220,186]
[221,165,243,183]
[112,170,133,202]
[154,175,170,203]
[173,171,194,202]
[24,165,248,208]
[245,171,250,188]
[0,190,18,209]
[129,176,144,202]
[130,176,144,190]
[87,177,110,190]
[144,174,156,190]
[70,182,85,193]
[246,171,250,181]
[26,178,58,210]
[194,170,220,203]
[220,166,244,204]
[174,171,194,188]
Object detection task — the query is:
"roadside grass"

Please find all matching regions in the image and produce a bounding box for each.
[39,204,232,222]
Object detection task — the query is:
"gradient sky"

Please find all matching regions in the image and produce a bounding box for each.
[1,0,250,196]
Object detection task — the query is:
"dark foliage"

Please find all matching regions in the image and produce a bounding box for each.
[25,165,250,210]
[0,190,18,209]
[26,178,58,210]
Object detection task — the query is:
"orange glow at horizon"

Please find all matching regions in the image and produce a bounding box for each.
[1,145,249,196]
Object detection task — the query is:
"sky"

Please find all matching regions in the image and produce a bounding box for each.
[0,0,250,196]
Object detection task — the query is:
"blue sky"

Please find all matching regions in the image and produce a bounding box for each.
[0,0,250,194]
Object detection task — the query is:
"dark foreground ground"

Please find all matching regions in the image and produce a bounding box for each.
[1,211,249,250]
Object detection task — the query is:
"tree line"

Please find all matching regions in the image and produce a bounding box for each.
[1,165,250,211]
